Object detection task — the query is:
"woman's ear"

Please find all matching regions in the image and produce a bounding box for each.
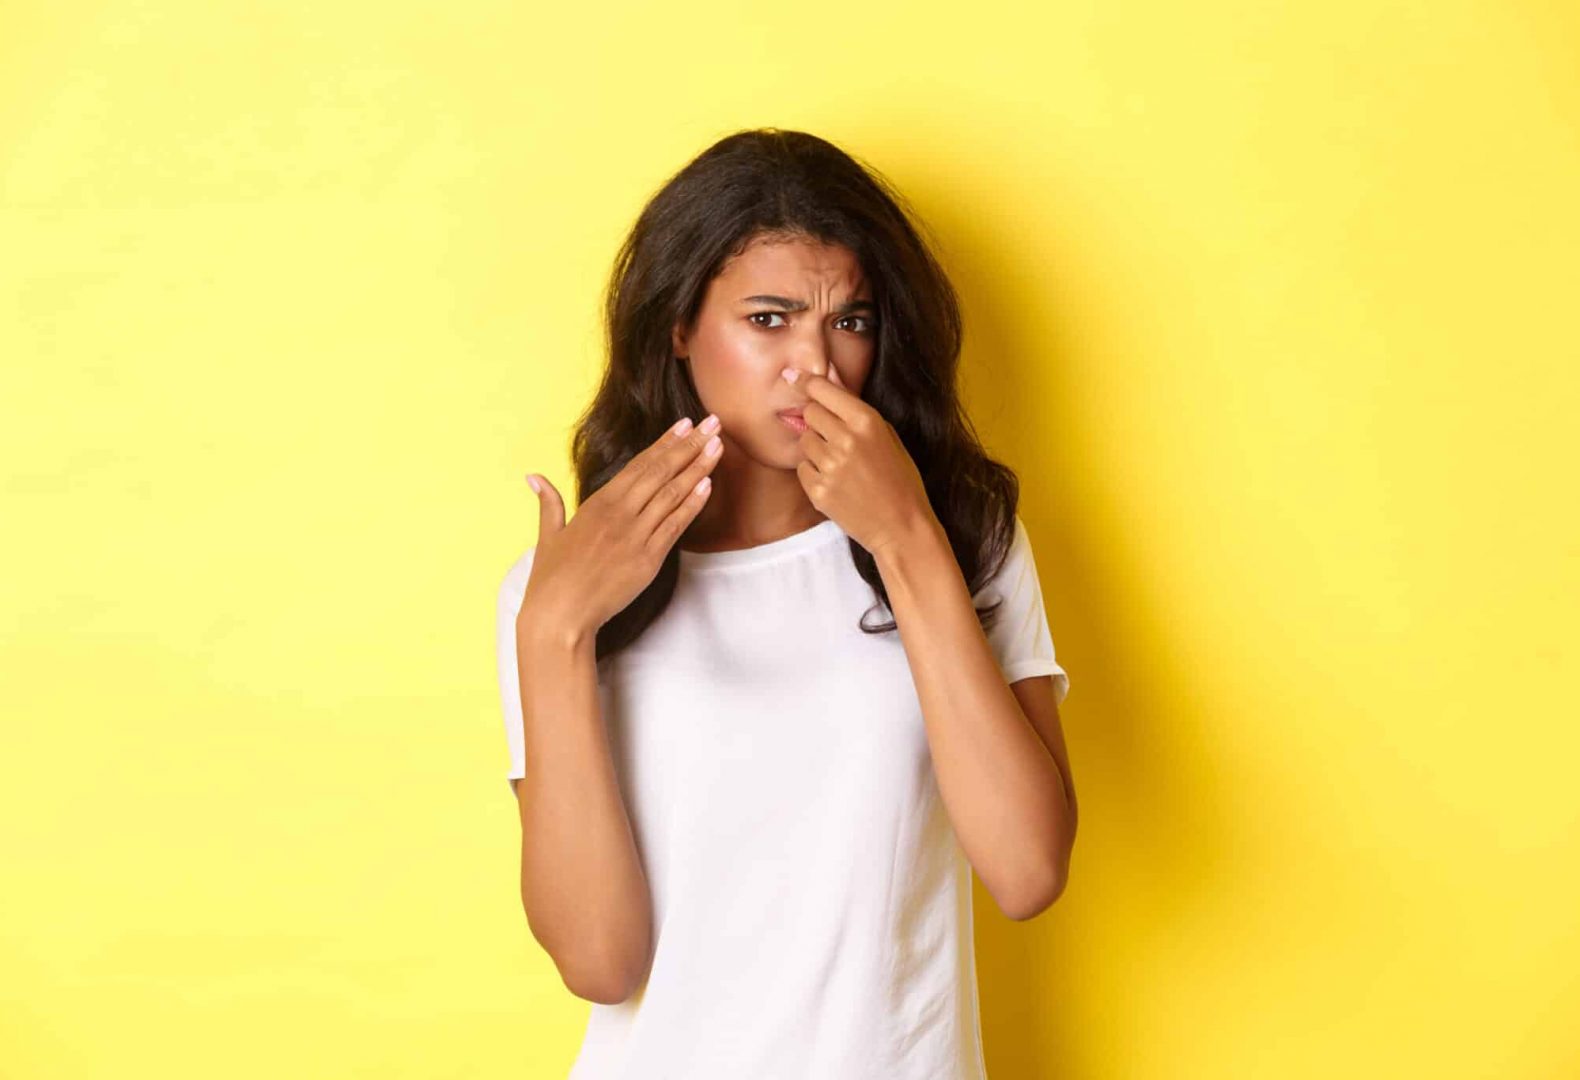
[671,322,688,360]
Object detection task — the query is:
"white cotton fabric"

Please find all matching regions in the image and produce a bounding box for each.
[495,513,1069,1080]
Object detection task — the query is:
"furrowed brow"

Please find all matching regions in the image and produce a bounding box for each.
[741,295,877,315]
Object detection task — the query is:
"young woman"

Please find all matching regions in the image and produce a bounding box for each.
[496,127,1076,1079]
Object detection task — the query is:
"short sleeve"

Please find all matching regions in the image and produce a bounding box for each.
[496,546,536,790]
[973,515,1071,703]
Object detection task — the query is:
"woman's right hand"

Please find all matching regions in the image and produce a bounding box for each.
[519,414,725,639]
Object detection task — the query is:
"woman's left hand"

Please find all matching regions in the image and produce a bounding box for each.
[784,366,938,558]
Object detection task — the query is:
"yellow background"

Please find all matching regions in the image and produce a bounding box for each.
[3,1,1577,1076]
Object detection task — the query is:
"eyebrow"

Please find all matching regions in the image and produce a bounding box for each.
[740,294,878,315]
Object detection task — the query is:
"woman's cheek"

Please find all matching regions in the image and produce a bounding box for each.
[691,344,770,415]
[724,326,781,371]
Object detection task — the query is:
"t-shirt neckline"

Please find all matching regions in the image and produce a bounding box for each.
[677,517,845,571]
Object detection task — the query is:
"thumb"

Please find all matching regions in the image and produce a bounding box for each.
[526,472,567,536]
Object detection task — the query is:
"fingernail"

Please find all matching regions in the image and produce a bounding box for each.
[781,368,800,383]
[673,417,693,438]
[526,474,541,493]
[700,413,720,434]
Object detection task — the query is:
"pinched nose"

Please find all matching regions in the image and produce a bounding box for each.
[781,361,846,387]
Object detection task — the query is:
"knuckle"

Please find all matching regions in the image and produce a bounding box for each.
[648,524,674,557]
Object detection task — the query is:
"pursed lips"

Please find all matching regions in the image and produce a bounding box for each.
[777,407,805,419]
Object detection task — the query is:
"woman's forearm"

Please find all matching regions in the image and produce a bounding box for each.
[874,517,1075,920]
[514,608,653,1004]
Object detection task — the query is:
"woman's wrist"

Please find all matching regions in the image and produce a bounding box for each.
[518,591,598,654]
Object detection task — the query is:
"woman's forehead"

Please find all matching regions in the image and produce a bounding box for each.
[713,234,868,293]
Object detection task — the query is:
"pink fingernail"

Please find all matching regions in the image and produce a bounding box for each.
[673,417,693,437]
[782,369,800,383]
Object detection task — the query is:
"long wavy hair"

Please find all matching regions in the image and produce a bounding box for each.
[570,127,1025,663]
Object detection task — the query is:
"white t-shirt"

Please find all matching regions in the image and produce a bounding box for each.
[495,513,1069,1080]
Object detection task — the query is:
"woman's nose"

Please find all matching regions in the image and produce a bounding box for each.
[783,358,844,388]
[788,341,831,380]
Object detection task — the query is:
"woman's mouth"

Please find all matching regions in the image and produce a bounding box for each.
[777,409,807,433]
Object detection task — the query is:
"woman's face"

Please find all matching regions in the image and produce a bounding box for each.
[672,231,878,471]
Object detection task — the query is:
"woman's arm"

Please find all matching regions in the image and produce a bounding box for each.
[513,605,653,1004]
[503,420,723,1002]
[874,516,1078,921]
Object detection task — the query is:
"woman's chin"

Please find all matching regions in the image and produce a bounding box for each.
[727,430,801,471]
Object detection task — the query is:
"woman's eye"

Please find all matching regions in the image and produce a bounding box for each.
[748,312,876,333]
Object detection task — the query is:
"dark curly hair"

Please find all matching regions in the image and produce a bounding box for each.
[569,126,1025,663]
